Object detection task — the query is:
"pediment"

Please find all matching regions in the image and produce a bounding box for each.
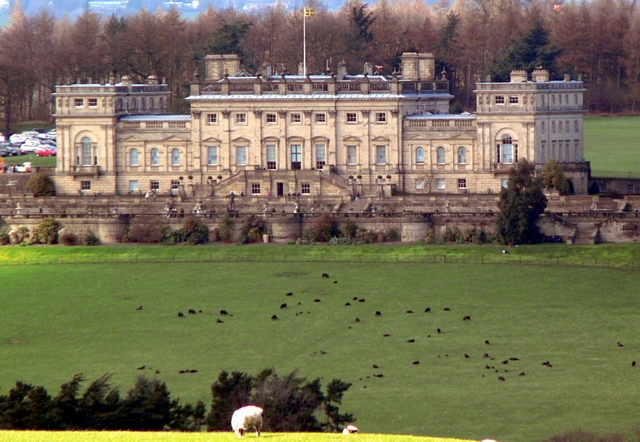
[160,134,189,142]
[262,136,280,143]
[342,136,361,142]
[312,136,330,142]
[286,136,305,142]
[203,136,222,143]
[120,134,145,142]
[445,133,475,141]
[371,136,390,142]
[231,136,251,143]
[404,133,432,141]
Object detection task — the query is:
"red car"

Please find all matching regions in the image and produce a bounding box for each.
[36,147,57,156]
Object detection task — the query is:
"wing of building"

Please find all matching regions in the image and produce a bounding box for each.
[52,53,589,198]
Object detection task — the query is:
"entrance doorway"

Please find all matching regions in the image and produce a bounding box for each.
[277,182,284,197]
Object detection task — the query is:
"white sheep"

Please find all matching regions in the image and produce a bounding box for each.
[231,405,263,438]
[342,424,359,434]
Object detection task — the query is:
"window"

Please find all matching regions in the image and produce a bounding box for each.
[150,180,160,190]
[301,183,311,194]
[627,184,635,194]
[74,98,84,107]
[267,144,277,170]
[541,121,546,134]
[171,180,180,190]
[416,147,425,164]
[436,178,445,190]
[130,148,139,166]
[291,144,301,170]
[498,136,517,164]
[501,179,509,188]
[347,145,357,165]
[129,180,139,192]
[552,121,556,133]
[88,98,98,107]
[376,145,387,164]
[574,94,578,104]
[235,113,247,124]
[551,95,556,105]
[458,146,467,164]
[375,112,387,123]
[315,113,326,124]
[151,148,160,166]
[436,146,446,164]
[251,183,261,195]
[495,96,505,104]
[207,146,218,165]
[81,181,91,190]
[565,121,569,133]
[541,95,545,106]
[509,96,519,104]
[458,179,467,189]
[346,112,357,123]
[237,146,247,165]
[78,137,95,166]
[574,120,579,132]
[266,113,277,124]
[290,113,301,123]
[206,113,218,124]
[316,144,326,169]
[171,148,180,166]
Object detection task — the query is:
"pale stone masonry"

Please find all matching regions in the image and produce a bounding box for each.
[52,53,589,197]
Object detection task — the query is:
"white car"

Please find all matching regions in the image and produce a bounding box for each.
[9,133,27,145]
[21,139,46,152]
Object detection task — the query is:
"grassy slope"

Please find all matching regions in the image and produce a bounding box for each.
[1,245,640,441]
[0,432,472,442]
[583,116,640,177]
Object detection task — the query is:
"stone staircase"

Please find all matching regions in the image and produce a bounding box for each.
[572,222,598,245]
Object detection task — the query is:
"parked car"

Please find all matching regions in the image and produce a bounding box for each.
[0,146,21,156]
[36,147,57,157]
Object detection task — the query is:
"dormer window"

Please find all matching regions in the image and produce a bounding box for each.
[74,98,84,107]
[88,98,98,107]
[495,96,505,105]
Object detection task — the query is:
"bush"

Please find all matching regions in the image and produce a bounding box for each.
[26,172,56,197]
[83,231,101,246]
[239,215,267,244]
[343,219,358,239]
[383,227,400,242]
[218,213,233,242]
[60,231,78,246]
[34,218,60,244]
[126,218,167,243]
[426,227,436,244]
[16,226,31,244]
[306,213,341,242]
[0,228,10,245]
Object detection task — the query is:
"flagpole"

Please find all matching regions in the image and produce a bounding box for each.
[303,8,307,77]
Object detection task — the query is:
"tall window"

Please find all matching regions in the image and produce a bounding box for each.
[316,144,326,169]
[251,183,261,195]
[458,178,467,189]
[498,136,517,164]
[436,178,445,190]
[79,137,94,166]
[151,148,160,166]
[458,146,467,164]
[290,144,301,170]
[207,146,218,165]
[267,144,277,170]
[376,145,387,164]
[237,146,247,165]
[416,147,425,164]
[347,145,357,165]
[130,148,139,166]
[436,146,446,164]
[129,180,139,192]
[171,148,180,166]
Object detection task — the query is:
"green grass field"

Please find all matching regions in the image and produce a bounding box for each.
[1,245,640,441]
[583,116,640,178]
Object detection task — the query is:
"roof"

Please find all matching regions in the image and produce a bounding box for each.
[187,93,453,101]
[405,112,476,120]
[119,115,190,121]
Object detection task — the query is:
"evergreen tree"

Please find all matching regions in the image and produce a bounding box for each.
[497,159,547,244]
[492,20,561,81]
[324,379,355,432]
[205,370,254,431]
[114,377,173,431]
[541,159,571,195]
[53,374,85,429]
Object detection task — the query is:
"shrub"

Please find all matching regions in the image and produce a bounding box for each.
[83,231,101,246]
[16,226,31,244]
[426,227,436,244]
[26,172,56,197]
[34,218,60,244]
[218,213,233,242]
[127,218,167,243]
[176,216,209,245]
[343,219,358,239]
[444,227,462,243]
[239,215,267,244]
[0,228,10,245]
[307,213,341,242]
[383,227,400,242]
[60,231,78,246]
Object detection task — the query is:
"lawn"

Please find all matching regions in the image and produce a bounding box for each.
[583,116,640,178]
[1,245,640,441]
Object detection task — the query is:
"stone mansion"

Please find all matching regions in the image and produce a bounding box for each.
[52,52,589,198]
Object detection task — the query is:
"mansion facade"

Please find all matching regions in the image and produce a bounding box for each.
[52,52,589,198]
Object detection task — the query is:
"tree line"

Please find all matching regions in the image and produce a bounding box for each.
[0,368,354,432]
[0,0,639,134]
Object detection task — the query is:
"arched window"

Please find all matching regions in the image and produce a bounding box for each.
[497,136,518,164]
[416,147,425,164]
[151,148,160,166]
[79,137,94,166]
[130,148,139,166]
[458,146,467,164]
[171,148,181,166]
[436,146,446,164]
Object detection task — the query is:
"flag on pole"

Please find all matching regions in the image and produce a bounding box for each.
[304,7,314,16]
[553,4,562,11]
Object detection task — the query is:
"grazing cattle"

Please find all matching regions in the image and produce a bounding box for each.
[155,370,160,374]
[271,315,278,320]
[342,425,359,434]
[375,311,381,316]
[178,312,184,317]
[334,281,338,284]
[314,299,321,302]
[217,319,224,323]
[465,354,470,358]
[286,292,293,296]
[498,376,506,381]
[345,302,351,306]
[136,306,143,311]
[137,365,146,370]
[485,340,491,345]
[633,361,637,367]
[617,342,624,347]
[519,372,526,376]
[280,303,287,309]
[444,308,450,311]
[542,361,553,367]
[319,350,327,354]
[375,374,384,378]
[231,405,263,438]
[463,315,471,321]
[355,317,361,322]
[483,353,490,358]
[322,273,330,278]
[407,310,413,314]
[179,370,186,373]
[220,310,229,315]
[407,339,415,343]
[425,307,431,313]
[372,364,379,368]
[358,298,365,303]
[502,360,509,364]
[412,361,420,365]
[509,357,519,361]
[188,309,197,314]
[190,369,198,373]
[383,333,390,337]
